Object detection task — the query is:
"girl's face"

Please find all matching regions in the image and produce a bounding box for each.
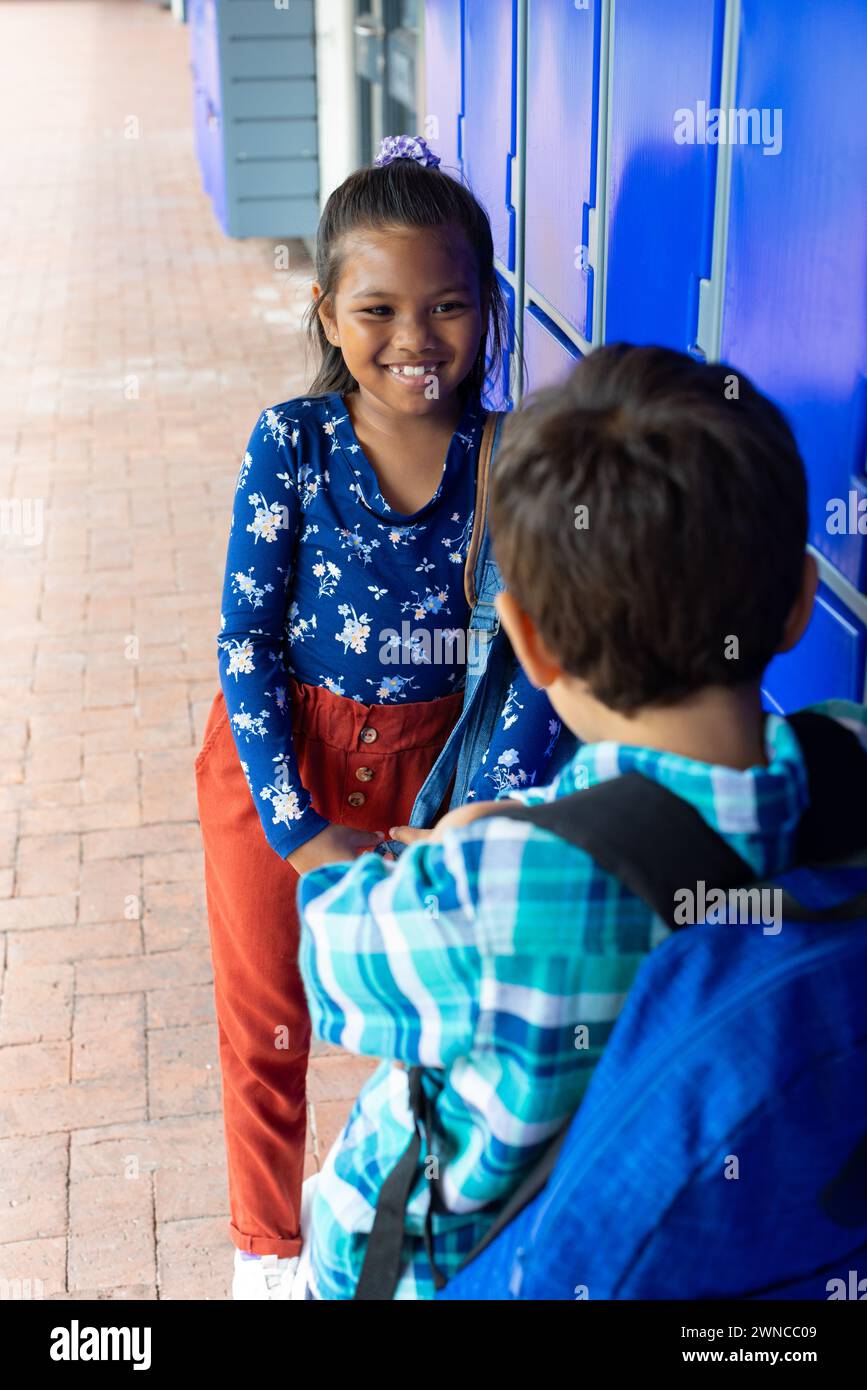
[314,224,489,417]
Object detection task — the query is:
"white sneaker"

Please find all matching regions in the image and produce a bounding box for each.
[289,1174,319,1300]
[232,1249,300,1301]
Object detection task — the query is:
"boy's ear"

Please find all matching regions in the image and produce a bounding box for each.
[495,591,564,689]
[776,553,819,654]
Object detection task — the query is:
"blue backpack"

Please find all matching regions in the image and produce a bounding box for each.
[436,710,867,1300]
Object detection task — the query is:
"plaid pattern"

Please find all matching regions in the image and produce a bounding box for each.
[297,699,867,1299]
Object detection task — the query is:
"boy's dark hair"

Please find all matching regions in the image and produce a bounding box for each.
[302,155,521,405]
[490,344,809,713]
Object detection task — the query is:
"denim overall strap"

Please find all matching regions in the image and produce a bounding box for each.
[449,556,512,809]
[407,617,513,827]
[408,412,509,829]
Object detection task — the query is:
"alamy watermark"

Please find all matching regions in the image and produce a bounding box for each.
[0,497,44,546]
[825,490,867,535]
[826,1269,867,1299]
[379,621,489,674]
[50,1320,151,1370]
[0,1276,44,1300]
[674,102,782,156]
[674,880,782,935]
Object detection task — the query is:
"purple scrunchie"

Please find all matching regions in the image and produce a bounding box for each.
[374,134,441,170]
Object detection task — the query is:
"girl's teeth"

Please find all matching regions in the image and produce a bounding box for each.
[388,364,438,376]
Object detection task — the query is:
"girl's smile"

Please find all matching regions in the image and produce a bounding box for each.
[381,361,447,391]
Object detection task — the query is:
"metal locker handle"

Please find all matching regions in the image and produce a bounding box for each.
[585,203,600,280]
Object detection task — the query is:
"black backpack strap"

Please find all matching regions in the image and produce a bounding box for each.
[456,1121,573,1272]
[354,1067,448,1300]
[788,710,867,862]
[493,771,756,928]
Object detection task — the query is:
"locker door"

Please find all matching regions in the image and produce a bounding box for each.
[721,0,867,593]
[191,69,210,196]
[762,585,866,713]
[462,0,518,271]
[524,304,582,394]
[525,0,603,343]
[424,0,461,171]
[486,274,516,413]
[605,0,724,350]
[192,0,220,110]
[189,0,221,203]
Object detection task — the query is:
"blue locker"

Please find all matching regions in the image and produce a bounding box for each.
[189,0,319,239]
[762,583,866,713]
[604,0,724,351]
[524,303,583,395]
[424,0,461,173]
[720,0,867,594]
[429,0,867,709]
[462,0,519,272]
[191,0,220,102]
[524,0,603,343]
[190,0,225,217]
[486,274,517,412]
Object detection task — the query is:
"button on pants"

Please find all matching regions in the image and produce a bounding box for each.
[195,678,463,1255]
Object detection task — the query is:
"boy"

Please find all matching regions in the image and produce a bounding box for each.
[294,343,864,1299]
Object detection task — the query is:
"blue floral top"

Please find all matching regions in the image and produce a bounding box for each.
[217,391,562,857]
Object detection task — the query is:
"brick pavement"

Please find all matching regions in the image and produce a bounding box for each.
[0,1,375,1300]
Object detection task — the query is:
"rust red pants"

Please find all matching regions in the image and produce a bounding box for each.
[195,678,462,1256]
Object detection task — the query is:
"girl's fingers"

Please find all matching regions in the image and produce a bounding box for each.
[388,825,430,846]
[349,828,384,856]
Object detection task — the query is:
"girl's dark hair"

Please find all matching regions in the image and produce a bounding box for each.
[302,155,519,406]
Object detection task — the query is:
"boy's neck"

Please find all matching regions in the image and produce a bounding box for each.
[566,680,769,771]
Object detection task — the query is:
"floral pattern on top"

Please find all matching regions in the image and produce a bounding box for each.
[216,392,562,857]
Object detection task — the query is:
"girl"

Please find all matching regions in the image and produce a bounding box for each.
[195,134,564,1300]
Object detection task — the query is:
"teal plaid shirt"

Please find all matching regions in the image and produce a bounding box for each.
[297,699,867,1300]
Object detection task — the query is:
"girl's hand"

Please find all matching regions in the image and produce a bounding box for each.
[288,823,384,874]
[388,825,430,848]
[390,800,504,847]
